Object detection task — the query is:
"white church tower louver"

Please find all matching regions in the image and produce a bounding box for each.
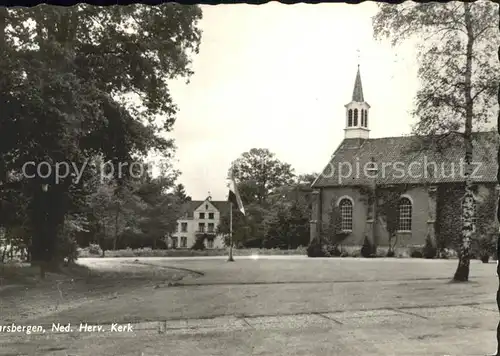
[344,65,370,139]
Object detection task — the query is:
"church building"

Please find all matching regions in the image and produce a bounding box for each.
[310,66,499,250]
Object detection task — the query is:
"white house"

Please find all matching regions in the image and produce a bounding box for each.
[169,196,229,249]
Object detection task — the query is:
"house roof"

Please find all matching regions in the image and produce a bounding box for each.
[178,199,230,219]
[312,131,499,188]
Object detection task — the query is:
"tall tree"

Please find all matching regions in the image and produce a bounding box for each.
[226,149,295,247]
[135,161,181,248]
[373,1,498,281]
[264,174,313,249]
[217,205,251,248]
[0,5,202,273]
[88,177,145,252]
[173,183,191,202]
[230,148,295,205]
[297,173,319,186]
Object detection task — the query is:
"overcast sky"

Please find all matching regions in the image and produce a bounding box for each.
[166,3,420,200]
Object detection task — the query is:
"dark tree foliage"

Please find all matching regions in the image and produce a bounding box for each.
[0,5,202,273]
[373,1,498,281]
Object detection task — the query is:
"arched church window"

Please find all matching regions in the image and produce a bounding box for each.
[348,109,353,127]
[361,110,365,127]
[398,197,412,232]
[365,111,368,127]
[338,198,353,231]
[353,109,358,126]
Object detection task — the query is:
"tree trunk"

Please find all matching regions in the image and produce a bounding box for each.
[39,261,46,279]
[30,185,51,279]
[113,205,119,250]
[495,4,500,355]
[452,2,474,282]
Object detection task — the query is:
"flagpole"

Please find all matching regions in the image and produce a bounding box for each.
[228,201,234,262]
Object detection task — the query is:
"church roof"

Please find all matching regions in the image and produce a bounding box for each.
[312,131,499,188]
[352,65,364,102]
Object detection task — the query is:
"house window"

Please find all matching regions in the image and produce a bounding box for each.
[208,212,214,219]
[205,204,208,210]
[199,213,205,219]
[181,222,187,232]
[353,109,358,126]
[338,198,353,231]
[207,240,214,249]
[348,109,353,127]
[198,223,205,232]
[181,236,187,248]
[461,197,477,233]
[171,236,178,248]
[208,223,214,233]
[398,197,412,232]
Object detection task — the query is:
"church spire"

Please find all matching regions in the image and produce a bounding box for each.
[344,65,370,140]
[352,65,364,102]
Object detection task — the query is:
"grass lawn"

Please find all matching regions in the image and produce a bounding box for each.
[0,260,196,324]
[1,257,499,355]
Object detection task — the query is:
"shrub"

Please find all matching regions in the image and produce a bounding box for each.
[437,248,448,259]
[88,244,103,256]
[78,247,307,258]
[360,236,375,258]
[54,234,79,266]
[307,238,327,257]
[410,248,423,258]
[480,255,490,263]
[376,247,389,257]
[325,244,341,257]
[191,234,206,250]
[386,250,395,257]
[396,248,410,258]
[423,236,437,259]
[339,245,357,257]
[296,246,308,255]
[440,248,457,259]
[475,234,496,263]
[351,249,361,258]
[155,239,168,249]
[334,231,350,244]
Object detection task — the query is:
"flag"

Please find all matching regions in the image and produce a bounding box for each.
[228,171,245,215]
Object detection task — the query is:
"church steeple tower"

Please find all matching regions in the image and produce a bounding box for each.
[344,65,370,139]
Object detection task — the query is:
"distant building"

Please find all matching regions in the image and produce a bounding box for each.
[169,196,229,249]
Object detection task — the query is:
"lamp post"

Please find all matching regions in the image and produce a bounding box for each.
[228,201,234,262]
[495,5,500,355]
